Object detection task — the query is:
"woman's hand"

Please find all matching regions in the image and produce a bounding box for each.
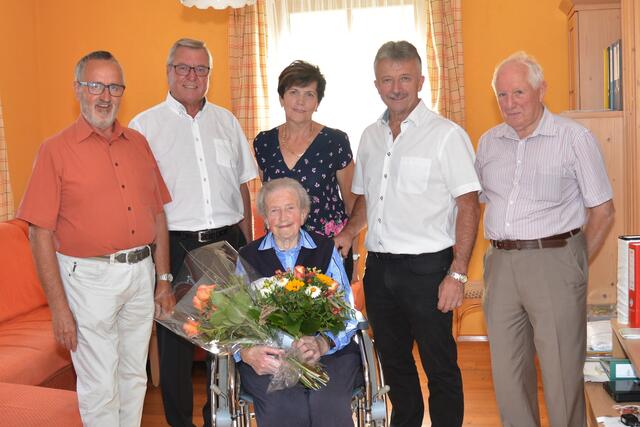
[240,346,285,375]
[293,335,329,364]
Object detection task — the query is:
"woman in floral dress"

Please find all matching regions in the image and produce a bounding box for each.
[253,60,357,278]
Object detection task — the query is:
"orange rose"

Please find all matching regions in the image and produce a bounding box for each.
[192,295,204,311]
[196,284,216,302]
[293,265,306,280]
[182,319,200,337]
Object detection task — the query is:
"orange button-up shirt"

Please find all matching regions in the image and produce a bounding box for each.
[17,116,171,257]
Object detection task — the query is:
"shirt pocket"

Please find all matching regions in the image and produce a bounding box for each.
[396,157,431,194]
[533,166,562,202]
[213,138,238,169]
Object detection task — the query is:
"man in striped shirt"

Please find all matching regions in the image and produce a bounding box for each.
[475,51,614,427]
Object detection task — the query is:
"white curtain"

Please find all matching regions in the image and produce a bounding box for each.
[264,0,428,153]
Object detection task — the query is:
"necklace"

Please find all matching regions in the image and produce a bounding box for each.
[279,122,315,158]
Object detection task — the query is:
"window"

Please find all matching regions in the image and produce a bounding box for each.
[265,0,428,153]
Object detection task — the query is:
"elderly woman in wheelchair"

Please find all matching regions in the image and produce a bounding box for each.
[234,177,362,427]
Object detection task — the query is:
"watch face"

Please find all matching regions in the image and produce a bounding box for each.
[450,272,467,284]
[159,273,173,282]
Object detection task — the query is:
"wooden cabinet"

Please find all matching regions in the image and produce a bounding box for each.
[562,111,623,304]
[560,0,621,109]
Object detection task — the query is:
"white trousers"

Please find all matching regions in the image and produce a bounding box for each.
[57,251,155,427]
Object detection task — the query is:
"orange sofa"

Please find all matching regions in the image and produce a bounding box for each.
[0,219,75,389]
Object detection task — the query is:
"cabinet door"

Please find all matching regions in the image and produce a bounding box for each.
[563,112,623,304]
[576,7,621,109]
[568,12,579,109]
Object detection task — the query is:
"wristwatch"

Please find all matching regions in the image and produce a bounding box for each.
[157,273,174,282]
[447,271,468,284]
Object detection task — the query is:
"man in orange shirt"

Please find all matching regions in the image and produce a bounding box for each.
[17,51,173,426]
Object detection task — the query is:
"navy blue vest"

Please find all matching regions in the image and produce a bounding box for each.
[239,233,335,277]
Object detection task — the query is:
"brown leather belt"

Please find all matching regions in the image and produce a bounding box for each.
[490,228,581,250]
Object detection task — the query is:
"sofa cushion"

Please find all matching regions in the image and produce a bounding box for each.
[0,307,72,386]
[0,382,82,426]
[0,220,47,323]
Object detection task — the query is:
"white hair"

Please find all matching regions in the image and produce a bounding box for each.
[492,51,544,92]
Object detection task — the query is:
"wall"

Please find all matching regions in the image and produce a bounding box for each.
[0,1,41,212]
[0,0,231,208]
[462,0,570,278]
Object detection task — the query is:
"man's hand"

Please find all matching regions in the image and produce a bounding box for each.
[240,346,285,375]
[437,275,464,313]
[51,304,78,351]
[154,280,176,319]
[333,230,355,258]
[294,335,328,364]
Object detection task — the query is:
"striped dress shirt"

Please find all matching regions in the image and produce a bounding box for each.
[475,108,613,241]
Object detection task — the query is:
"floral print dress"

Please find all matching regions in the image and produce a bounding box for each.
[253,126,353,238]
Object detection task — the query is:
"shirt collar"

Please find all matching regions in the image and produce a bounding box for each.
[165,92,208,117]
[73,115,128,143]
[258,229,317,252]
[496,106,556,141]
[377,99,428,128]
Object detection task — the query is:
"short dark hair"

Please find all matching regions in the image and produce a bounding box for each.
[74,51,119,81]
[277,60,326,103]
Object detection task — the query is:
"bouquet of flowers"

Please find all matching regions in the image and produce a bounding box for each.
[156,241,354,391]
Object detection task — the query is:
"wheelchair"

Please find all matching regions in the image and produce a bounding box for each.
[209,321,389,426]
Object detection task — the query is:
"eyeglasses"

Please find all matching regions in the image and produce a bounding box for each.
[170,64,210,77]
[77,81,126,97]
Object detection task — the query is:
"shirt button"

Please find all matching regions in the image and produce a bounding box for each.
[384,174,388,178]
[378,218,382,223]
[386,152,391,156]
[121,184,125,189]
[114,162,119,167]
[509,200,514,205]
[131,230,135,234]
[203,177,207,181]
[506,223,510,227]
[380,196,383,200]
[128,206,132,211]
[206,200,210,204]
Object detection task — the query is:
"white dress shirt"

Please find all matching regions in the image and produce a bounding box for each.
[352,100,481,254]
[130,93,258,231]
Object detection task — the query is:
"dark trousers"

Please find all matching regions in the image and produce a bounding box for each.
[158,225,246,427]
[238,340,361,427]
[363,248,463,427]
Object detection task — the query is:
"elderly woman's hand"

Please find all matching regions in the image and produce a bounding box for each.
[240,346,285,375]
[293,335,330,364]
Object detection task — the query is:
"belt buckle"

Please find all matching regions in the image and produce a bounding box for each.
[197,230,209,243]
[126,251,138,264]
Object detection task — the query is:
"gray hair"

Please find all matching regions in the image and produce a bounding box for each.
[74,51,121,81]
[257,178,310,219]
[492,51,545,92]
[374,40,422,71]
[166,38,212,68]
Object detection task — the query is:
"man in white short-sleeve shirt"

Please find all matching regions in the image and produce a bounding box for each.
[130,38,258,427]
[335,40,480,427]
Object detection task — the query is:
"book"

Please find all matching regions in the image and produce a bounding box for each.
[604,47,610,109]
[619,328,640,339]
[631,242,640,327]
[617,236,640,324]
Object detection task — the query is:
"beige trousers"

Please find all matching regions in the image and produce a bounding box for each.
[57,251,155,427]
[483,233,588,427]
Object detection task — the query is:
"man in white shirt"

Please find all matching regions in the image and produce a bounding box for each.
[130,37,258,427]
[335,41,480,427]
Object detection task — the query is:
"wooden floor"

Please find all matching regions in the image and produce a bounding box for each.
[140,342,549,426]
